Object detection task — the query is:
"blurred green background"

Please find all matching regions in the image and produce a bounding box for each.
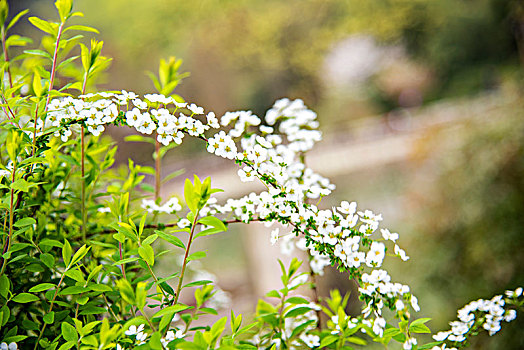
[9,0,524,348]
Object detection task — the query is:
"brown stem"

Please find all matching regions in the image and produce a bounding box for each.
[0,94,15,123]
[81,126,86,241]
[155,138,161,200]
[0,163,16,276]
[143,260,168,300]
[1,26,13,93]
[80,72,88,242]
[91,217,264,237]
[34,272,66,350]
[173,209,200,305]
[299,152,322,327]
[43,22,65,115]
[119,241,126,279]
[102,293,120,321]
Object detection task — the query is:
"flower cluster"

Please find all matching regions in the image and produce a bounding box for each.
[121,323,184,348]
[431,287,522,349]
[141,197,182,214]
[45,91,215,143]
[0,342,17,350]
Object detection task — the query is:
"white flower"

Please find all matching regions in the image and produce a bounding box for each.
[187,103,204,115]
[125,324,144,336]
[0,343,17,350]
[381,228,399,242]
[337,201,356,215]
[504,309,516,322]
[300,333,320,347]
[280,234,295,256]
[125,108,142,127]
[373,317,386,337]
[394,244,410,261]
[206,112,220,128]
[395,299,405,311]
[132,98,148,109]
[135,112,156,134]
[238,166,255,182]
[136,331,148,343]
[270,228,279,245]
[366,241,385,267]
[87,124,104,136]
[433,331,451,341]
[178,218,191,228]
[403,337,417,350]
[411,295,420,312]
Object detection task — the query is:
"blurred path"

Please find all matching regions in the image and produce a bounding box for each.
[164,90,516,198]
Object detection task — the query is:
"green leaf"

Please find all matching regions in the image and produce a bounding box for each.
[419,342,445,350]
[64,25,99,33]
[112,257,139,266]
[152,304,192,319]
[286,296,309,304]
[7,10,30,31]
[12,293,39,303]
[40,239,63,249]
[409,318,432,334]
[59,286,88,295]
[183,280,212,288]
[79,43,89,72]
[319,335,338,348]
[409,323,431,334]
[138,244,155,266]
[33,70,43,97]
[65,269,84,282]
[410,317,432,326]
[43,311,55,324]
[142,233,158,246]
[2,335,27,344]
[62,239,72,267]
[11,178,39,192]
[347,336,367,345]
[88,284,113,293]
[116,279,135,305]
[14,217,36,227]
[69,244,90,267]
[197,216,226,232]
[29,283,55,293]
[149,331,163,350]
[0,275,9,299]
[55,0,73,22]
[23,49,53,60]
[187,250,206,261]
[156,230,185,249]
[161,168,185,185]
[265,290,281,298]
[124,134,155,144]
[138,213,147,238]
[136,282,147,310]
[40,253,55,269]
[283,306,313,318]
[79,306,107,315]
[383,327,402,338]
[194,227,223,238]
[28,16,57,35]
[57,341,75,350]
[184,178,197,213]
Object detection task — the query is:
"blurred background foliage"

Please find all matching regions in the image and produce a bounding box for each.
[7,0,524,348]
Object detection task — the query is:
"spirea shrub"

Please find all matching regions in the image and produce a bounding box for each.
[0,1,521,349]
